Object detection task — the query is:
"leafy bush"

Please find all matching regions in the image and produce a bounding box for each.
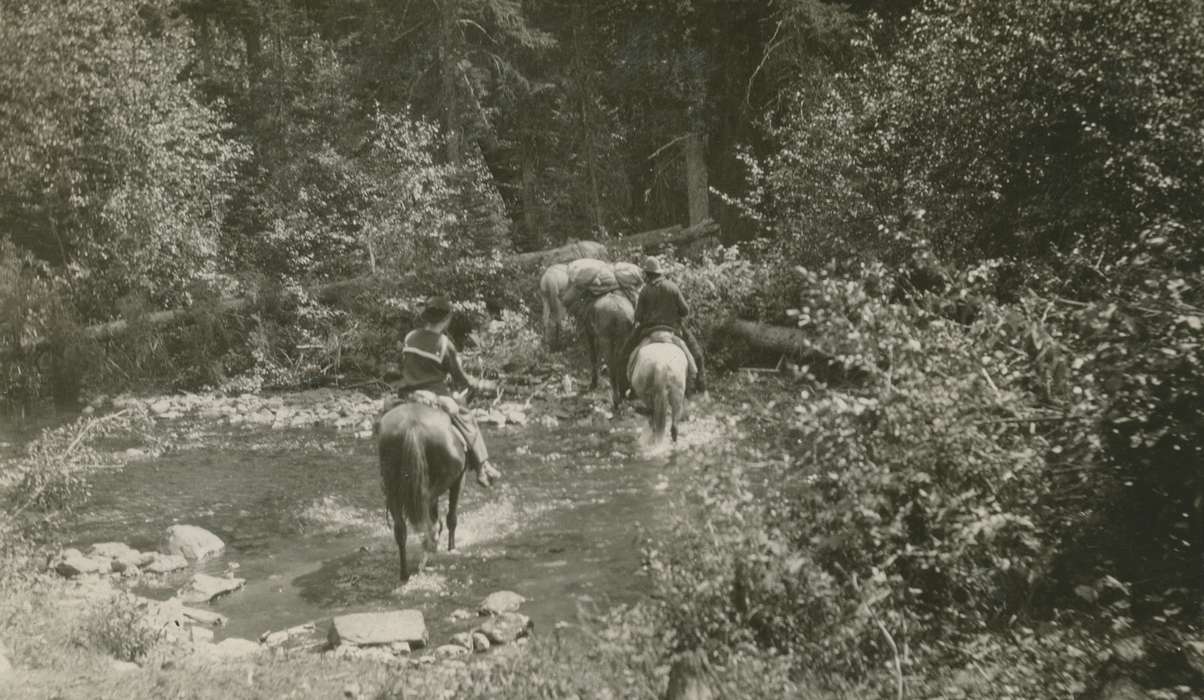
[646,262,1069,676]
[81,593,164,663]
[469,308,549,377]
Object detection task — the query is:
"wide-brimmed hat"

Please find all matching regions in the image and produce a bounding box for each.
[640,256,663,274]
[420,295,453,321]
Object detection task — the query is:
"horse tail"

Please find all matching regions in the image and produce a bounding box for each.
[651,366,671,440]
[401,427,431,534]
[381,423,430,534]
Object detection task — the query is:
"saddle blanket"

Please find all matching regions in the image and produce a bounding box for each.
[374,390,467,450]
[626,329,698,385]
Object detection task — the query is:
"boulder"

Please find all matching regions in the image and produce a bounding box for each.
[178,573,245,604]
[476,612,532,645]
[55,551,106,577]
[479,591,526,616]
[472,632,491,653]
[189,626,214,644]
[328,610,428,648]
[161,525,225,561]
[450,632,473,650]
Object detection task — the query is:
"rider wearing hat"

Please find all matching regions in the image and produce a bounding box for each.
[397,295,502,488]
[615,256,708,403]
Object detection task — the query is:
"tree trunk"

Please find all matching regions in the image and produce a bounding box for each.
[684,41,710,226]
[521,147,541,247]
[684,131,709,226]
[440,0,462,164]
[571,18,604,234]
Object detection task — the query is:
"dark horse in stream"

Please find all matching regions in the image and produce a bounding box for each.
[581,291,636,410]
[378,402,466,582]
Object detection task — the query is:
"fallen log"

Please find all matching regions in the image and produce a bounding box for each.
[505,239,610,267]
[82,297,253,343]
[719,318,872,383]
[13,221,720,353]
[720,319,812,357]
[611,220,718,251]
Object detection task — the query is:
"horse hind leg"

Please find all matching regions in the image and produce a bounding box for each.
[447,475,462,551]
[392,513,408,583]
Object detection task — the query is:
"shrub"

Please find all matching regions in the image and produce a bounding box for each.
[646,262,1064,676]
[81,593,164,663]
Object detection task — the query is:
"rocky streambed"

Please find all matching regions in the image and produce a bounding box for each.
[9,382,735,679]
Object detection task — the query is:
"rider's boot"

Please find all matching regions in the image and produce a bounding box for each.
[476,459,502,488]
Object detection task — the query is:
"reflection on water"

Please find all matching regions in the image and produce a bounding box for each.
[54,404,732,643]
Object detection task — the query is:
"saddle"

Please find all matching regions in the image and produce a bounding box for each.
[375,389,466,449]
[626,326,698,384]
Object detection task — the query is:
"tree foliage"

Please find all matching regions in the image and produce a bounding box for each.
[0,0,246,313]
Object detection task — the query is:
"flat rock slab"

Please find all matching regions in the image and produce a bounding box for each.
[479,591,526,616]
[476,612,532,645]
[178,574,245,604]
[329,610,427,648]
[161,525,225,561]
[180,606,228,627]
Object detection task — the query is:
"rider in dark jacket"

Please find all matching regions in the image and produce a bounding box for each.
[615,256,707,403]
[397,295,502,488]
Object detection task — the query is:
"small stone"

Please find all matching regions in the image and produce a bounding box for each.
[343,682,361,699]
[0,639,12,676]
[448,608,474,622]
[479,591,526,616]
[388,641,411,655]
[471,632,491,653]
[1112,636,1145,664]
[436,644,469,658]
[450,632,473,649]
[477,612,532,645]
[110,659,140,673]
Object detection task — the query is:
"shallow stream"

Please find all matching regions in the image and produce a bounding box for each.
[31,396,735,646]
